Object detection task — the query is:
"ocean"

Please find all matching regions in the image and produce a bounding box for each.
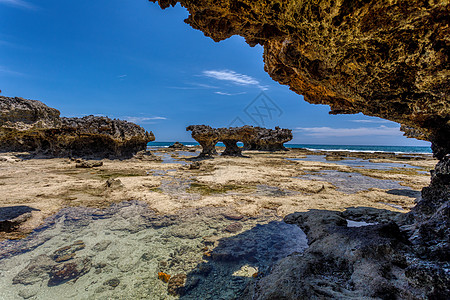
[148,142,432,154]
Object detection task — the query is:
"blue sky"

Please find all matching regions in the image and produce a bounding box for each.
[0,0,429,146]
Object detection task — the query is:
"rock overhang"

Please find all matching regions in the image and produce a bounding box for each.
[149,0,449,155]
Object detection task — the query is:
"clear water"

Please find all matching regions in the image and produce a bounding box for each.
[0,202,307,300]
[288,155,423,171]
[297,170,411,194]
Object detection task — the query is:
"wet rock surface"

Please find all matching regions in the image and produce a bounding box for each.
[0,96,155,159]
[241,207,449,299]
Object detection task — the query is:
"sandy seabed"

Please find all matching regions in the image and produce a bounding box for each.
[0,147,436,299]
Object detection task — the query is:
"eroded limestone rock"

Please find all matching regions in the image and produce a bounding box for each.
[186,125,292,157]
[243,126,292,151]
[186,125,219,157]
[0,96,155,158]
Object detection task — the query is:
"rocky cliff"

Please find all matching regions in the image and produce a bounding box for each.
[152,1,449,298]
[0,96,155,158]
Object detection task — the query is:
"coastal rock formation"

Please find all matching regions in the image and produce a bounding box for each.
[243,126,292,151]
[186,125,220,157]
[242,207,449,299]
[187,125,292,157]
[217,126,256,156]
[152,1,449,298]
[0,96,155,158]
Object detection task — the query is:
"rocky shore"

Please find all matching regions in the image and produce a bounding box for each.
[0,146,438,298]
[0,96,155,159]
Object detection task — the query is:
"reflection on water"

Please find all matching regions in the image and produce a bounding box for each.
[0,201,307,299]
[298,170,411,194]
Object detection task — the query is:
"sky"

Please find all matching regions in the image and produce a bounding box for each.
[0,0,430,146]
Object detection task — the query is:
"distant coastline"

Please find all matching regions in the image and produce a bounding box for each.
[148,141,432,154]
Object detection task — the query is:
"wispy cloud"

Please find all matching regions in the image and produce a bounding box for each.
[117,74,127,78]
[203,70,268,90]
[123,116,167,124]
[350,119,392,124]
[0,65,25,76]
[167,82,219,90]
[295,125,401,137]
[0,0,38,10]
[214,91,247,96]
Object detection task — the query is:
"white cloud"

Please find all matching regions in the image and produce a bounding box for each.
[123,116,167,124]
[350,119,392,124]
[0,0,38,10]
[214,91,247,96]
[295,126,402,137]
[203,70,268,90]
[117,74,127,78]
[167,83,219,90]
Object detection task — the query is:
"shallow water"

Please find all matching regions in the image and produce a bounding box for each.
[298,170,410,194]
[288,155,422,171]
[0,201,307,300]
[153,153,189,165]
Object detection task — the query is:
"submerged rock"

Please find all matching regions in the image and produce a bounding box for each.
[48,257,92,286]
[0,96,155,159]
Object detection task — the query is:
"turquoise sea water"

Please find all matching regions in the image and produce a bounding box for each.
[148,142,432,154]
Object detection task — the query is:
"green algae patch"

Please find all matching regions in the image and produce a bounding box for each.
[187,182,254,195]
[95,170,145,180]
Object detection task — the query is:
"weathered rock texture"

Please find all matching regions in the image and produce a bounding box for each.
[0,96,155,158]
[152,1,449,298]
[187,125,292,157]
[243,126,293,151]
[186,125,220,157]
[241,207,449,299]
[150,0,449,154]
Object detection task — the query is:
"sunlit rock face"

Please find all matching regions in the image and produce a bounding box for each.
[150,0,449,153]
[0,96,155,158]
